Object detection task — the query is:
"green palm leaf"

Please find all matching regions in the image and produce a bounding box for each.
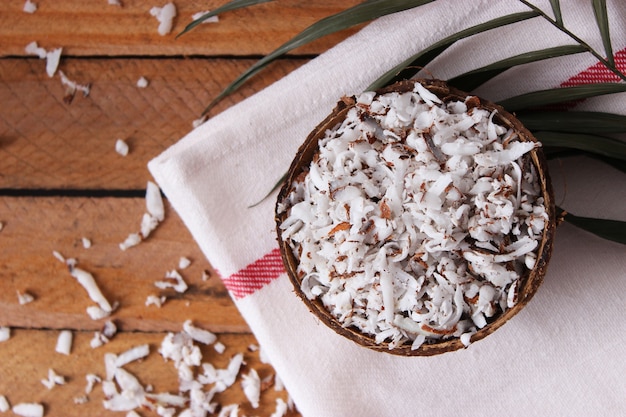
[178,0,274,38]
[497,83,626,112]
[549,0,563,26]
[592,0,615,67]
[448,45,586,91]
[202,0,434,114]
[534,131,626,161]
[367,11,540,90]
[558,208,626,244]
[518,111,626,134]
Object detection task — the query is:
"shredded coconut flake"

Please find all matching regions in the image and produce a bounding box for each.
[136,76,149,88]
[241,369,261,408]
[119,233,141,250]
[59,70,91,100]
[11,403,43,417]
[178,257,191,269]
[150,3,177,36]
[69,266,113,313]
[270,398,288,417]
[182,320,217,345]
[23,0,37,13]
[115,138,129,156]
[0,395,10,412]
[155,269,188,293]
[214,342,225,354]
[17,291,35,305]
[40,368,66,389]
[279,81,548,349]
[24,41,46,59]
[0,327,10,342]
[146,181,165,222]
[85,374,102,394]
[55,330,73,355]
[45,48,62,77]
[81,237,92,248]
[145,294,166,307]
[191,10,219,23]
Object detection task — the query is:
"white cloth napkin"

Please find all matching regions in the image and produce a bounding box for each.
[149,0,626,415]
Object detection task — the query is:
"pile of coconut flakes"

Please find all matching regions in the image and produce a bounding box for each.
[279,81,548,350]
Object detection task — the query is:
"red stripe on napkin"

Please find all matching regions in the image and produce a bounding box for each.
[223,248,286,299]
[561,47,626,86]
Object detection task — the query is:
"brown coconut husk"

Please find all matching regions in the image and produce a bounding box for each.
[275,79,556,356]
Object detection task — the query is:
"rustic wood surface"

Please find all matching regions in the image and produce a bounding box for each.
[0,1,360,415]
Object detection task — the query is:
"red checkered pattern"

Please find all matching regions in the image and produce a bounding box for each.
[222,47,626,300]
[561,47,626,86]
[222,248,286,299]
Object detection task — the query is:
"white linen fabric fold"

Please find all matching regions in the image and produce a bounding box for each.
[149,0,626,415]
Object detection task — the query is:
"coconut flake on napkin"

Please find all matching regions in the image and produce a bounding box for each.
[149,0,626,415]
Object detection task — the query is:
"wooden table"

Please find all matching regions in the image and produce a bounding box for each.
[0,1,360,415]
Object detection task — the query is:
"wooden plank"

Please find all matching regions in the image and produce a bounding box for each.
[0,57,306,190]
[0,328,299,416]
[0,0,360,57]
[0,196,250,333]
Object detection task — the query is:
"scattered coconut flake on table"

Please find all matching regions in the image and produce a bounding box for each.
[136,76,149,88]
[24,42,62,77]
[0,395,10,412]
[23,0,37,13]
[69,266,114,315]
[279,80,548,350]
[217,404,239,417]
[59,70,91,103]
[91,320,118,348]
[73,396,89,405]
[115,344,150,368]
[213,342,225,354]
[115,139,129,156]
[0,327,10,343]
[16,291,35,305]
[45,48,62,77]
[108,0,122,5]
[241,369,261,409]
[145,294,166,307]
[87,304,117,320]
[119,233,141,251]
[0,221,4,232]
[155,269,188,293]
[51,250,65,263]
[40,369,66,390]
[82,237,92,249]
[85,374,102,394]
[11,403,44,417]
[146,181,165,222]
[55,330,73,355]
[24,41,46,58]
[150,2,177,36]
[270,398,288,417]
[178,256,191,269]
[191,10,219,23]
[182,320,217,345]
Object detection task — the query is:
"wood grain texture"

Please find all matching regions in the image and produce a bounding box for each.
[0,1,329,414]
[0,196,249,333]
[0,0,360,57]
[0,329,297,416]
[0,57,307,190]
